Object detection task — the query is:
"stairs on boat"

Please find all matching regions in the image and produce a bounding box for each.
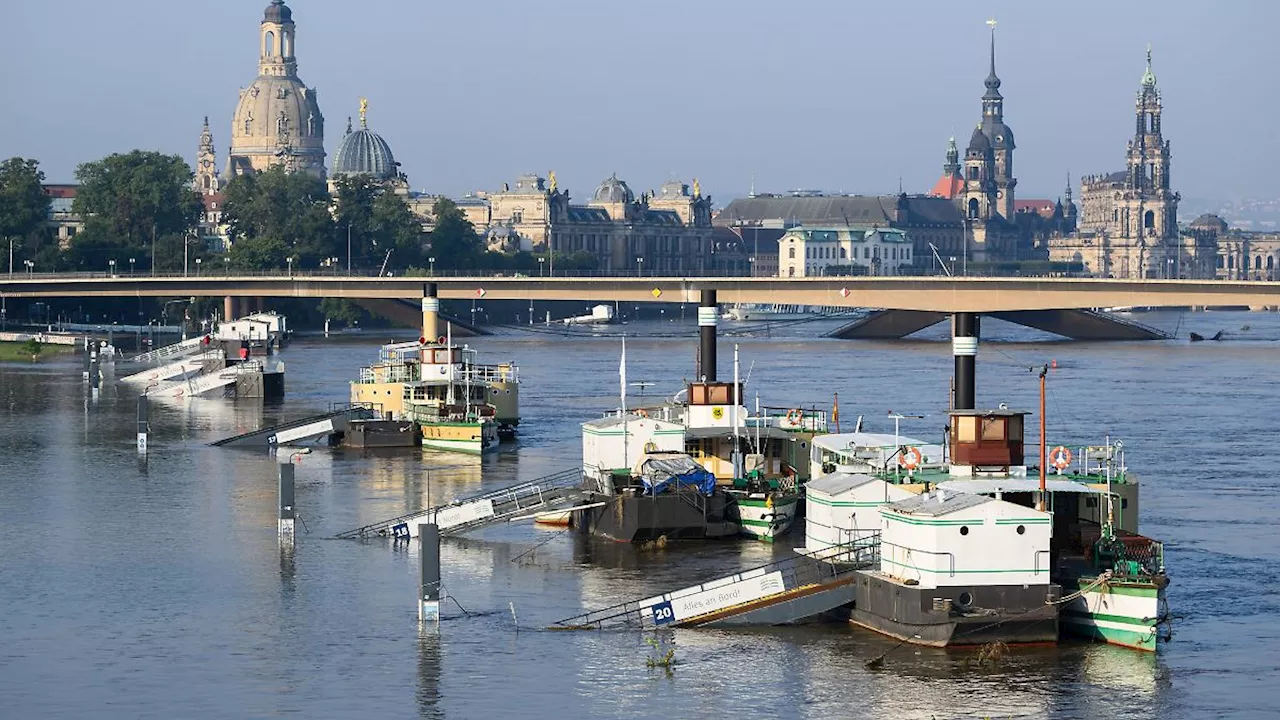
[210,405,378,447]
[554,535,881,629]
[335,468,590,539]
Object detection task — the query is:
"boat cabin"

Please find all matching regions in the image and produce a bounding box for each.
[948,409,1027,477]
[803,471,914,555]
[581,415,685,493]
[684,381,747,430]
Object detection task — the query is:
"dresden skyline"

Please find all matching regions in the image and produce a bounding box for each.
[2,0,1275,203]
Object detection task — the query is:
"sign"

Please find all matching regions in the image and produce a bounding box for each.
[651,288,662,298]
[839,287,851,298]
[711,407,724,420]
[475,288,487,298]
[391,522,411,539]
[647,571,786,624]
[435,498,496,530]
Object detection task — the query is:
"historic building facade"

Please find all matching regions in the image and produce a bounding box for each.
[778,226,913,277]
[329,99,407,194]
[1190,214,1280,281]
[1059,49,1216,278]
[226,1,326,179]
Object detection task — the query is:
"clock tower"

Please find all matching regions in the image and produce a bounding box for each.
[195,116,220,195]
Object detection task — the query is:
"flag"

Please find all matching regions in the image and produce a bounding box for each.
[619,335,627,411]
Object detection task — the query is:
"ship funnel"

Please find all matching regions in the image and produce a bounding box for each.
[952,312,978,410]
[698,289,717,382]
[422,283,439,344]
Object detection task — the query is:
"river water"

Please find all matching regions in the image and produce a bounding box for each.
[2,310,1278,719]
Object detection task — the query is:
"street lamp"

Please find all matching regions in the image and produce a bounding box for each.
[286,256,294,276]
[195,257,202,276]
[636,256,644,277]
[747,256,755,278]
[129,257,136,275]
[24,259,34,275]
[429,256,436,276]
[537,257,545,278]
[108,259,116,276]
[223,256,230,275]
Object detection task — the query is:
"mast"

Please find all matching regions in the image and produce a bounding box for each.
[1038,363,1048,511]
[620,335,628,472]
[446,323,455,409]
[733,343,741,480]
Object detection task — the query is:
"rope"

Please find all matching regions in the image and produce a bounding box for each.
[1047,569,1112,605]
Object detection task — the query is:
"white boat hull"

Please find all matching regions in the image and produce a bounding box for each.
[733,495,799,542]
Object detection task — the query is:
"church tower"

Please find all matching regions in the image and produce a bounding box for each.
[962,125,995,221]
[227,1,325,178]
[1121,47,1177,242]
[979,20,1016,220]
[195,116,219,195]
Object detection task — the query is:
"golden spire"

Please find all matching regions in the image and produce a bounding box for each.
[548,170,557,192]
[358,97,368,128]
[692,178,701,197]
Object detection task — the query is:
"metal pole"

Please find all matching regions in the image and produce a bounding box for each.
[347,223,352,274]
[418,522,441,625]
[279,461,296,539]
[137,392,149,454]
[698,289,717,382]
[1038,365,1047,511]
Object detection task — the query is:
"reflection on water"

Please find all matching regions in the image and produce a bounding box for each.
[1,312,1278,717]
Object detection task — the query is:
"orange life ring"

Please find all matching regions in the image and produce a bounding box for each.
[635,408,648,418]
[1050,446,1073,470]
[785,408,803,425]
[899,446,923,470]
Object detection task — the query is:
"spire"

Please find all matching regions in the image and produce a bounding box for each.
[1064,172,1073,202]
[983,18,1002,99]
[345,116,352,135]
[944,136,960,175]
[1141,43,1157,89]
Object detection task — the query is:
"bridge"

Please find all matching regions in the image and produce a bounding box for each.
[4,273,1279,339]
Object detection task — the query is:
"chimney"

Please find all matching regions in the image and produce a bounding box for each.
[698,289,717,382]
[952,312,978,410]
[422,283,439,344]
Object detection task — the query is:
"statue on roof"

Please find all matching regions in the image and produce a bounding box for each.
[548,170,557,192]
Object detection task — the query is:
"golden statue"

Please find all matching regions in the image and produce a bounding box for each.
[693,178,701,197]
[548,170,557,192]
[358,97,368,128]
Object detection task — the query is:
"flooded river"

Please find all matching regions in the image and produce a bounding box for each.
[2,310,1278,718]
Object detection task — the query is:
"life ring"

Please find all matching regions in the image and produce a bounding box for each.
[438,366,448,376]
[785,408,803,425]
[899,446,923,470]
[635,408,648,418]
[1050,446,1073,471]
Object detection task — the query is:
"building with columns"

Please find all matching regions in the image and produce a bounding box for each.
[226,0,326,179]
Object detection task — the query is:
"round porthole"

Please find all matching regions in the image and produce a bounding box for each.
[1017,525,1026,535]
[957,592,973,607]
[959,526,969,536]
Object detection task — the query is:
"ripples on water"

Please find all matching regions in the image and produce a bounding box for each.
[1,310,1278,718]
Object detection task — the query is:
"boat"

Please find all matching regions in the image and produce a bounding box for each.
[802,372,1170,651]
[348,284,518,454]
[575,292,824,543]
[722,303,859,322]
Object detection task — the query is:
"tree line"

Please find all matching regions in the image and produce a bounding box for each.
[0,151,600,275]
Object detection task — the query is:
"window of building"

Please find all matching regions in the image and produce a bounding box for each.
[1216,256,1224,269]
[805,247,811,259]
[788,266,795,277]
[839,247,846,259]
[1256,256,1263,270]
[1144,210,1155,230]
[968,198,979,219]
[265,31,275,56]
[1228,256,1235,270]
[864,247,870,259]
[511,210,523,224]
[967,167,978,180]
[788,247,795,259]
[1269,256,1275,271]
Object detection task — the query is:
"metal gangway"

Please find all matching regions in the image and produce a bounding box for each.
[120,350,221,385]
[335,468,592,540]
[554,535,882,630]
[210,405,378,447]
[149,360,267,400]
[127,335,207,364]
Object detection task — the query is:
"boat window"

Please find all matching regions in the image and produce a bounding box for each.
[981,417,1006,441]
[1007,416,1023,442]
[1016,525,1025,535]
[959,526,970,536]
[955,416,977,443]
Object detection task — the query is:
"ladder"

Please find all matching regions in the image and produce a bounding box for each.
[335,468,585,539]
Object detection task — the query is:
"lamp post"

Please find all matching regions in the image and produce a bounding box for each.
[346,222,352,274]
[286,256,294,277]
[7,238,12,276]
[129,257,136,275]
[24,259,33,275]
[429,256,435,276]
[636,256,644,277]
[108,259,116,277]
[537,257,545,278]
[223,256,229,275]
[747,256,755,278]
[195,257,202,276]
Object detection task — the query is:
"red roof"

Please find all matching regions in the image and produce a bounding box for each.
[202,192,226,210]
[1015,199,1056,218]
[44,184,78,198]
[928,173,964,200]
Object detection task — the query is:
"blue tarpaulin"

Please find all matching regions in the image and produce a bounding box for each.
[638,455,717,496]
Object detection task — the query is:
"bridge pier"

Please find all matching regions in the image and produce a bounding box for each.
[223,296,236,321]
[952,312,978,410]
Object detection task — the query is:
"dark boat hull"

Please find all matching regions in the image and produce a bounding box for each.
[575,491,739,542]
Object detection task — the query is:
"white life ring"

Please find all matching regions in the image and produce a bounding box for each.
[899,446,923,470]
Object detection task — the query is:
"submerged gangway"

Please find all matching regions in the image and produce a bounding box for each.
[335,468,590,540]
[120,351,220,385]
[210,405,378,447]
[127,335,207,364]
[554,535,881,630]
[149,360,268,400]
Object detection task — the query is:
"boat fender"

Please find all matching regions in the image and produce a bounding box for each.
[635,409,648,418]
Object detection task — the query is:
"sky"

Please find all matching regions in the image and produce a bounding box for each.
[2,0,1277,205]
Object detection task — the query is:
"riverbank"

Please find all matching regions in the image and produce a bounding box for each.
[0,340,74,362]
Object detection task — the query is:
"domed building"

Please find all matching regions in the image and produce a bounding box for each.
[226,1,326,179]
[329,100,405,192]
[591,174,634,205]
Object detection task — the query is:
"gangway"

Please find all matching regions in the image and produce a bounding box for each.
[553,535,881,630]
[149,361,270,400]
[120,351,220,385]
[211,405,379,447]
[127,335,208,364]
[335,468,590,540]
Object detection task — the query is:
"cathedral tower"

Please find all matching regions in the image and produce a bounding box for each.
[195,117,219,195]
[227,1,325,178]
[979,20,1016,220]
[1122,47,1176,242]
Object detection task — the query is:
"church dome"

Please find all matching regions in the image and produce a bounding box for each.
[332,118,397,180]
[263,0,292,24]
[966,126,991,153]
[593,174,633,204]
[230,74,324,170]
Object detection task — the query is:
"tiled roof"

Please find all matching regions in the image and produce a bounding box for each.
[929,173,964,199]
[44,184,77,199]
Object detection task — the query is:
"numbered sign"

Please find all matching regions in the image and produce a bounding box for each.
[391,522,411,539]
[651,600,676,626]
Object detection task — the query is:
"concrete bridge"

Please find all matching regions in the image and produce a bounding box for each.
[4,273,1279,339]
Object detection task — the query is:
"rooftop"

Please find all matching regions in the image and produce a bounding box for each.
[885,490,989,517]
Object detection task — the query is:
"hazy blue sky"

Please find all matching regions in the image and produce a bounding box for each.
[3,0,1276,203]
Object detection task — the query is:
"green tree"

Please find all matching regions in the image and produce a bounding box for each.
[0,157,51,265]
[222,166,335,269]
[428,197,481,270]
[71,151,203,270]
[331,174,426,272]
